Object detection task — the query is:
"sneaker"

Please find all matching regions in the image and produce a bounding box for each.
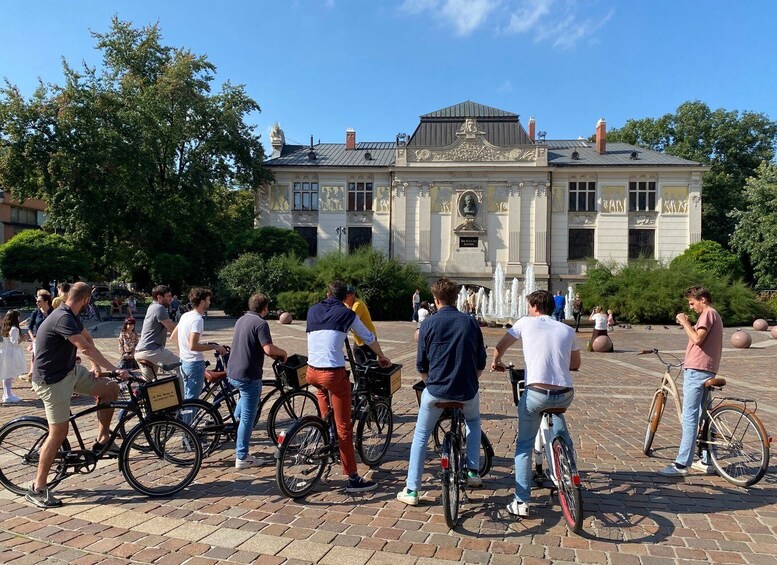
[235,456,256,469]
[345,475,378,493]
[2,394,22,403]
[92,440,120,456]
[466,471,483,488]
[691,460,715,474]
[506,499,529,517]
[396,488,419,506]
[25,484,62,508]
[658,464,688,476]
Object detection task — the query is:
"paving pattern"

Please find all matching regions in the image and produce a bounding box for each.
[0,313,776,564]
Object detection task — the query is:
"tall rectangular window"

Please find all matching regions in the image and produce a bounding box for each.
[568,181,596,212]
[348,182,373,211]
[293,227,318,257]
[628,181,656,211]
[628,229,655,259]
[568,229,595,260]
[347,227,372,252]
[293,182,318,211]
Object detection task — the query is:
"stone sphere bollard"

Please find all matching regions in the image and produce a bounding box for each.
[753,319,769,331]
[278,312,293,325]
[731,330,752,348]
[592,335,613,353]
[771,326,777,340]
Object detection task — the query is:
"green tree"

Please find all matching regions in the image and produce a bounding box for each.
[670,240,744,280]
[0,18,269,288]
[0,229,90,283]
[226,226,308,261]
[730,163,777,289]
[608,101,777,247]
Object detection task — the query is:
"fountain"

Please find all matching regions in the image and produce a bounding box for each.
[479,262,538,326]
[457,285,468,312]
[565,285,574,320]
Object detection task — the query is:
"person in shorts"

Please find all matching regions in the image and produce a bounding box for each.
[27,282,129,508]
[134,285,180,384]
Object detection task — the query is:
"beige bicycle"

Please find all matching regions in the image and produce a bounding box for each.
[640,348,771,487]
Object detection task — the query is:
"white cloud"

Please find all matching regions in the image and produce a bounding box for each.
[504,1,614,49]
[401,0,499,37]
[506,0,552,34]
[497,80,513,93]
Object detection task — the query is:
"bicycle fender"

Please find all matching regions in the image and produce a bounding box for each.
[273,415,324,460]
[0,415,48,430]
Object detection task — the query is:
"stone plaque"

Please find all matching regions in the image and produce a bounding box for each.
[459,236,479,248]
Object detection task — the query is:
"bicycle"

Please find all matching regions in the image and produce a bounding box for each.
[500,363,584,533]
[79,301,102,322]
[274,357,400,498]
[0,373,203,497]
[640,348,771,487]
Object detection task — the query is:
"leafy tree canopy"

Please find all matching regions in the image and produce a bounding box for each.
[669,240,744,280]
[0,229,91,284]
[226,226,308,261]
[608,101,777,248]
[0,18,269,288]
[730,162,777,289]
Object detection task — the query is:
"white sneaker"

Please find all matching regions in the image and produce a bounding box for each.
[396,488,419,506]
[691,460,715,474]
[235,456,256,469]
[506,499,529,517]
[466,472,483,488]
[658,464,688,476]
[2,395,21,404]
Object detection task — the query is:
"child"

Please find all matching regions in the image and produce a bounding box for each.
[607,309,616,331]
[117,317,140,370]
[1,310,28,403]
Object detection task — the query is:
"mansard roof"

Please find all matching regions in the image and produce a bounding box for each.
[265,142,396,167]
[546,140,701,167]
[420,101,518,120]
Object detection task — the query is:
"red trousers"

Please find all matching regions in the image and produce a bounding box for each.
[306,367,357,476]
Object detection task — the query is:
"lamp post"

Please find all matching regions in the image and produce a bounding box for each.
[335,226,347,254]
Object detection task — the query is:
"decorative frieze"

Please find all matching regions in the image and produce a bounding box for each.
[600,186,625,214]
[661,186,689,214]
[320,186,345,212]
[569,213,597,226]
[269,184,290,212]
[375,186,391,214]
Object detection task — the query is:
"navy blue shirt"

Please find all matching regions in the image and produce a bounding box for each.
[228,312,272,382]
[416,305,486,401]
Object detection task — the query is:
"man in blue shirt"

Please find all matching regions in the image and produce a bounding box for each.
[552,290,566,322]
[397,278,486,506]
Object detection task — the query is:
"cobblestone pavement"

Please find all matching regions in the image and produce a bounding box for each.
[0,314,776,564]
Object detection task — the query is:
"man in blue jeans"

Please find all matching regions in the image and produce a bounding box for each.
[397,278,486,506]
[492,289,581,517]
[227,293,287,468]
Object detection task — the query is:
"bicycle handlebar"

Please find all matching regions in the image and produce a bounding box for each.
[638,348,683,369]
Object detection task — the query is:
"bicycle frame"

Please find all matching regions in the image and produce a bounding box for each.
[657,368,684,425]
[534,414,560,488]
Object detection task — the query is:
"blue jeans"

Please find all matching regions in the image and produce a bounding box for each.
[676,368,713,467]
[552,307,564,321]
[229,378,261,461]
[514,387,574,503]
[181,360,206,401]
[406,389,480,492]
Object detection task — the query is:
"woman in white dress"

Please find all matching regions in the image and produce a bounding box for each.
[1,310,28,403]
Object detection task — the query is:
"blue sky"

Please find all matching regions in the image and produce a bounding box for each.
[2,1,776,155]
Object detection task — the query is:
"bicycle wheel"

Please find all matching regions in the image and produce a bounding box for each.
[706,405,770,487]
[440,434,460,529]
[0,418,71,495]
[433,416,491,477]
[275,418,329,499]
[267,389,320,446]
[552,435,583,533]
[174,400,224,457]
[643,391,666,456]
[120,419,202,497]
[356,399,394,467]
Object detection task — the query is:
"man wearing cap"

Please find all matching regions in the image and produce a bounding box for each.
[306,280,392,493]
[344,285,377,364]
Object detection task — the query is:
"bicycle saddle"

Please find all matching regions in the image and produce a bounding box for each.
[435,401,465,409]
[704,377,726,388]
[205,370,227,383]
[540,407,567,415]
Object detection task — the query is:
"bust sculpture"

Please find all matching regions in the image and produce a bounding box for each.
[462,193,477,217]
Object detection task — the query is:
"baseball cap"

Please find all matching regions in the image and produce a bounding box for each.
[346,285,357,294]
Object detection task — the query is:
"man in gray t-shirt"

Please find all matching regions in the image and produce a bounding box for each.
[135,285,180,382]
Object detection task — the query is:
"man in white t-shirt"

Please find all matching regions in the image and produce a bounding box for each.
[177,288,227,401]
[492,289,581,518]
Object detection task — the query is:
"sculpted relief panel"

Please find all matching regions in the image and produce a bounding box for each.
[375,186,391,214]
[487,186,509,213]
[600,186,625,214]
[320,186,345,212]
[662,186,689,214]
[551,185,565,212]
[269,184,290,212]
[432,186,452,213]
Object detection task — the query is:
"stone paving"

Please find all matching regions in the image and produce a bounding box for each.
[0,314,776,564]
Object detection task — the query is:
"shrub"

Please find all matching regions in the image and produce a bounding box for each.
[277,290,323,320]
[226,226,308,261]
[670,240,744,280]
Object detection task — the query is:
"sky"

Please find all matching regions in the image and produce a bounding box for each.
[2,1,776,155]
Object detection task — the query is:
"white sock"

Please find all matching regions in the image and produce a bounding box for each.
[2,378,13,398]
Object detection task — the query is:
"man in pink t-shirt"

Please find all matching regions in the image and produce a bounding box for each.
[659,286,723,477]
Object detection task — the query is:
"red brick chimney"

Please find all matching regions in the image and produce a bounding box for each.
[528,117,536,142]
[595,118,606,154]
[346,128,356,150]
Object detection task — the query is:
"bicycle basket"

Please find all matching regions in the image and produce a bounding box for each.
[139,376,182,415]
[508,367,525,406]
[364,363,403,398]
[277,354,309,389]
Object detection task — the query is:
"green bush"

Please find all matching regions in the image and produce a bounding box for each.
[226,226,309,261]
[670,240,744,280]
[578,259,764,325]
[277,290,324,320]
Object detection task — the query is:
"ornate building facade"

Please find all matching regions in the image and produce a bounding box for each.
[258,102,707,289]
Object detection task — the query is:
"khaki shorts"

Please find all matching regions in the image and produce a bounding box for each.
[32,365,101,424]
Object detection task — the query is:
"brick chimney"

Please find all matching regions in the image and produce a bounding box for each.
[528,117,536,142]
[595,118,606,154]
[346,128,356,150]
